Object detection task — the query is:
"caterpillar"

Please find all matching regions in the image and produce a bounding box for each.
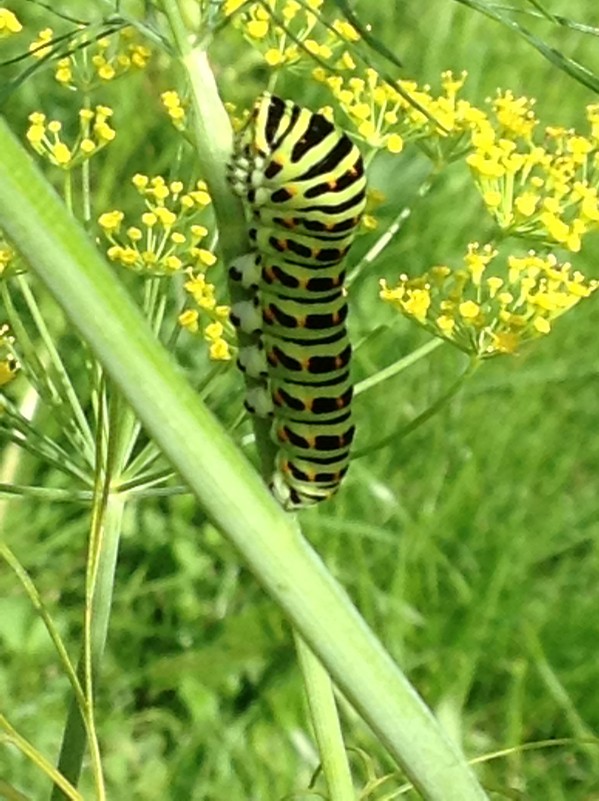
[228,93,366,509]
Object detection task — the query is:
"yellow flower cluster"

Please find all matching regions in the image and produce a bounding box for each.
[29,26,151,88]
[380,243,597,358]
[0,8,22,38]
[99,175,232,361]
[225,0,359,71]
[467,93,599,252]
[26,107,116,168]
[99,175,217,277]
[315,68,484,159]
[0,325,18,388]
[161,91,187,131]
[180,277,233,361]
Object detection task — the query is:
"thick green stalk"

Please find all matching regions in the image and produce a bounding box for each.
[0,106,487,801]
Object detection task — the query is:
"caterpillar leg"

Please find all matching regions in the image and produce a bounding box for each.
[228,252,262,290]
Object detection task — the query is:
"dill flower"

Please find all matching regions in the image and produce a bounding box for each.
[99,176,216,278]
[225,0,360,71]
[380,243,597,358]
[316,67,478,160]
[467,96,599,252]
[0,9,22,37]
[29,28,53,58]
[181,272,234,361]
[161,90,187,131]
[51,26,151,90]
[26,107,116,169]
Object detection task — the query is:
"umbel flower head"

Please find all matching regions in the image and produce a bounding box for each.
[224,0,359,71]
[467,94,599,252]
[99,174,216,276]
[29,25,151,89]
[380,243,597,358]
[26,107,116,168]
[98,175,233,362]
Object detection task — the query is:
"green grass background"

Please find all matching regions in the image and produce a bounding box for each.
[1,1,599,799]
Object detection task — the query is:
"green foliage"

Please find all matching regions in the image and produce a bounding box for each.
[1,1,599,799]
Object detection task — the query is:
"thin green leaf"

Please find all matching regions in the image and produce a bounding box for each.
[453,0,599,93]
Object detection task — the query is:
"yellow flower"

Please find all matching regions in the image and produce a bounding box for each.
[99,210,125,232]
[179,309,199,332]
[459,300,481,320]
[332,19,360,42]
[386,133,404,154]
[264,48,283,67]
[247,19,268,38]
[209,339,232,361]
[224,0,247,14]
[29,28,53,58]
[204,321,224,340]
[0,9,22,37]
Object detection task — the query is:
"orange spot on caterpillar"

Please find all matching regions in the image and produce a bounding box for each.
[276,427,288,443]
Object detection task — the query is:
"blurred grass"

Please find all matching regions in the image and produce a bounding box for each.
[1,0,599,799]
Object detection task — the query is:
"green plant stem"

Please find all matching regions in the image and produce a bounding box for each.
[0,714,83,801]
[0,483,92,502]
[16,276,95,461]
[354,358,479,460]
[0,542,85,710]
[295,632,355,801]
[354,339,443,397]
[50,494,123,801]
